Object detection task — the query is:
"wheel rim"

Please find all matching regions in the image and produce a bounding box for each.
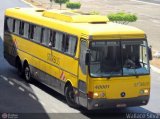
[68,88,75,103]
[25,67,30,81]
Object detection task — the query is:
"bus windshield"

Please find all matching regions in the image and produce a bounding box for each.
[89,40,150,77]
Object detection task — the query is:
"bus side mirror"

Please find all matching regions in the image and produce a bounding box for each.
[85,52,90,65]
[148,46,152,60]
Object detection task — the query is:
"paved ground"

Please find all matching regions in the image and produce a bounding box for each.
[0,0,160,119]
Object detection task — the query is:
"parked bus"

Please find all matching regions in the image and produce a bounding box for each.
[4,8,152,110]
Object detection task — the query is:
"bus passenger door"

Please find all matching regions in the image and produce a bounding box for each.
[78,40,88,107]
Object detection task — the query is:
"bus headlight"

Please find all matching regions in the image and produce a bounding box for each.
[93,92,99,98]
[144,89,149,94]
[93,92,105,98]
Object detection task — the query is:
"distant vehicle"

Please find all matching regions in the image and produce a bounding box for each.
[3,7,152,110]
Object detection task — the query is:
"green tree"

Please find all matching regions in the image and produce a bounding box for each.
[107,12,137,24]
[53,0,69,9]
[66,2,81,9]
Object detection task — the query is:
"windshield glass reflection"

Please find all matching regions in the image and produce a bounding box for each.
[89,40,149,77]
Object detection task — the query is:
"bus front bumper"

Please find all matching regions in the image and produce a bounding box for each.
[87,95,149,110]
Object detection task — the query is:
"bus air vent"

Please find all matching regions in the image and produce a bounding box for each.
[43,10,109,23]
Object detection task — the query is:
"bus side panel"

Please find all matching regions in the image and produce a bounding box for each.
[16,35,79,95]
[4,32,18,67]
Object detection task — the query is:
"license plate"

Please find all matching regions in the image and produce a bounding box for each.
[116,103,127,107]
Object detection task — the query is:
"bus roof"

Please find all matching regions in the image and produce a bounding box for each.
[5,8,146,40]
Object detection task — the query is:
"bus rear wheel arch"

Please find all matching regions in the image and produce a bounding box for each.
[64,82,78,108]
[15,56,24,77]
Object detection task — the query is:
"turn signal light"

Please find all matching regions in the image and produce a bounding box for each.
[88,91,93,98]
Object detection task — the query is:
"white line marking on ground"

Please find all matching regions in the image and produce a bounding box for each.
[151,65,160,74]
[39,100,46,106]
[29,93,37,100]
[18,86,25,92]
[0,75,8,81]
[131,0,160,6]
[151,20,160,24]
[9,81,14,86]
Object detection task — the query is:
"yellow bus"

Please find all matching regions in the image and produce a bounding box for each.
[4,8,152,110]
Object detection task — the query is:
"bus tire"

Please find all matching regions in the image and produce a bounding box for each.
[65,85,78,108]
[24,64,32,83]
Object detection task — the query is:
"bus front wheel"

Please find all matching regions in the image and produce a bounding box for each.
[65,85,78,108]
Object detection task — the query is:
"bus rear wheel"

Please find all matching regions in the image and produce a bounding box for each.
[65,85,78,108]
[24,65,32,82]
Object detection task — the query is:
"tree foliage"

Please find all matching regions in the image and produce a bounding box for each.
[52,0,69,9]
[66,2,81,9]
[107,12,137,24]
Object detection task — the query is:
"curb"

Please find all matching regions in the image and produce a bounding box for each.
[131,0,160,6]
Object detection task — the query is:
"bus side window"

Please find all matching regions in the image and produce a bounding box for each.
[50,30,56,48]
[14,20,20,35]
[29,24,35,40]
[42,28,50,46]
[4,17,9,32]
[19,21,24,36]
[55,32,64,51]
[6,18,15,32]
[23,22,29,38]
[80,40,87,74]
[33,25,42,43]
[64,35,77,56]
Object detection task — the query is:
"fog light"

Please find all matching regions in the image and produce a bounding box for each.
[99,92,105,98]
[94,103,99,107]
[140,90,144,94]
[140,89,149,95]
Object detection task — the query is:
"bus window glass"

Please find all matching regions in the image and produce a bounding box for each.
[42,28,50,46]
[14,20,20,34]
[55,32,63,51]
[33,26,42,43]
[23,22,29,38]
[122,40,149,75]
[6,18,14,32]
[50,30,55,47]
[65,35,77,56]
[19,21,24,35]
[80,40,87,74]
[29,24,35,40]
[90,41,122,77]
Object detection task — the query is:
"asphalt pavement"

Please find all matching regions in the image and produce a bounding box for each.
[0,0,160,119]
